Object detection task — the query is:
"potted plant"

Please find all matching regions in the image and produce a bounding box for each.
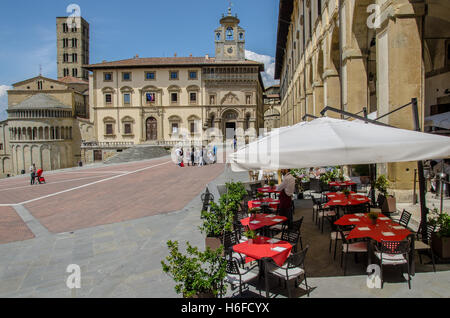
[269,180,276,188]
[367,211,379,225]
[342,188,351,197]
[248,207,260,219]
[199,201,234,251]
[243,228,256,244]
[161,240,227,298]
[375,175,396,214]
[256,192,265,200]
[428,207,450,259]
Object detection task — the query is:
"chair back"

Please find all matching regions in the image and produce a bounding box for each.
[286,245,309,269]
[377,240,410,255]
[225,256,241,275]
[344,203,370,214]
[399,209,412,228]
[417,221,436,243]
[222,230,240,252]
[281,228,300,251]
[291,216,304,232]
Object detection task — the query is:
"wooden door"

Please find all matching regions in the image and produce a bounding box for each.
[146,117,157,141]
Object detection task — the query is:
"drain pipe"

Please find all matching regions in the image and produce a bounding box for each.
[338,0,344,117]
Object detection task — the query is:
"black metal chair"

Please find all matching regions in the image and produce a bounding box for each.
[374,239,412,289]
[414,221,436,272]
[224,256,259,297]
[338,226,368,275]
[398,209,412,229]
[222,230,246,266]
[344,203,371,215]
[280,227,302,253]
[329,224,353,260]
[265,245,310,298]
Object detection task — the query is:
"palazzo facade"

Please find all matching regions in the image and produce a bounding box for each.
[84,9,265,161]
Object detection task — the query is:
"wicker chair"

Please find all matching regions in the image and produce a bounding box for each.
[374,239,412,289]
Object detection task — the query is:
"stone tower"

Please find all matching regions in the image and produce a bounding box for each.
[56,16,90,80]
[214,6,246,61]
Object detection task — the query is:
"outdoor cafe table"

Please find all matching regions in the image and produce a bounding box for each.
[334,213,415,274]
[248,198,280,212]
[329,181,357,191]
[324,193,370,208]
[233,235,293,297]
[257,186,280,199]
[240,213,287,236]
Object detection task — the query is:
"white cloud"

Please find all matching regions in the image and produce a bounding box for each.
[0,85,11,121]
[245,50,280,88]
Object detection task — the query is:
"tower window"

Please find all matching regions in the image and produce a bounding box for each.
[37,81,43,90]
[239,33,244,40]
[226,27,234,40]
[216,32,221,41]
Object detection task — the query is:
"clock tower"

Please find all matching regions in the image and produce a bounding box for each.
[214,6,246,61]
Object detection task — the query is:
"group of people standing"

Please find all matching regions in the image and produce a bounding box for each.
[175,145,218,167]
[29,163,43,185]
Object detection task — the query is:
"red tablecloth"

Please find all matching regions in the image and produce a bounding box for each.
[257,186,280,194]
[324,194,370,207]
[335,213,411,242]
[240,214,287,231]
[329,181,356,187]
[248,198,280,209]
[233,236,292,266]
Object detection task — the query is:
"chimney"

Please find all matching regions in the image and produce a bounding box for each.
[205,54,209,60]
[102,60,107,63]
[174,53,177,57]
[189,53,192,57]
[135,54,139,59]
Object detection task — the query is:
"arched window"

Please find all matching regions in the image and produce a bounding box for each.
[226,27,234,40]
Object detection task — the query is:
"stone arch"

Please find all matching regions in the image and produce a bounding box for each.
[41,145,51,171]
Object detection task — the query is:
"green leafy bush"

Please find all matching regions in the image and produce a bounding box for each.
[161,241,227,298]
[429,208,450,238]
[375,175,389,197]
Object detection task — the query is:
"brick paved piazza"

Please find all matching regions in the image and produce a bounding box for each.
[0,157,449,298]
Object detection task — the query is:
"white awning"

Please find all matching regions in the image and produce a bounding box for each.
[229,117,450,171]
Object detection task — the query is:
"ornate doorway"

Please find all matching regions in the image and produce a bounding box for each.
[146,117,157,141]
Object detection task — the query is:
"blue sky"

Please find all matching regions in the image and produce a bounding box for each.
[0,0,280,120]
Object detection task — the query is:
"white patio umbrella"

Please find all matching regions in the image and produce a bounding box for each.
[229,117,450,171]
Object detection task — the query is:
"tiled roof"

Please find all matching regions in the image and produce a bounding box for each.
[58,76,88,84]
[10,94,72,110]
[84,56,264,71]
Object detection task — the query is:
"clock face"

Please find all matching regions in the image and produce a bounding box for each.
[225,46,235,56]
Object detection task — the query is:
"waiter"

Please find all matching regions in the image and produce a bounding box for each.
[276,169,296,228]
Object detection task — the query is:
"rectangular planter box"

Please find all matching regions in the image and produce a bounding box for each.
[432,233,450,259]
[382,196,396,213]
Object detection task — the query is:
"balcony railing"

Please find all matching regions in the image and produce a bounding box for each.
[81,141,134,149]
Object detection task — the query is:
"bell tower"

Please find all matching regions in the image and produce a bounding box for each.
[214,5,246,61]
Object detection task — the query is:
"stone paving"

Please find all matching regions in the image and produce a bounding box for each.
[0,159,449,298]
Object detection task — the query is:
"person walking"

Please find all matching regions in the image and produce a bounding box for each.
[190,146,195,166]
[199,147,205,167]
[29,163,37,185]
[276,169,296,228]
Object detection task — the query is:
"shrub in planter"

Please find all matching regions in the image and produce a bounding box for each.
[199,201,234,250]
[375,175,396,213]
[429,209,450,259]
[161,240,227,298]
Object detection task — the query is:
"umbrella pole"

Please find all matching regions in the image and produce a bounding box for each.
[412,98,429,242]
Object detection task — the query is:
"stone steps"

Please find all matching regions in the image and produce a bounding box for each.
[104,145,170,164]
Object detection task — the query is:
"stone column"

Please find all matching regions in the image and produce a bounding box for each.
[342,52,368,115]
[323,70,341,119]
[312,83,324,117]
[377,3,424,195]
